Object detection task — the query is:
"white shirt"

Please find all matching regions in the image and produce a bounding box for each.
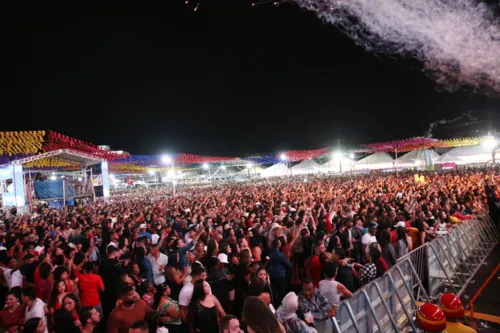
[178,282,194,307]
[319,279,341,305]
[151,234,160,245]
[4,269,23,289]
[25,298,48,330]
[106,241,118,249]
[362,233,377,252]
[147,253,168,285]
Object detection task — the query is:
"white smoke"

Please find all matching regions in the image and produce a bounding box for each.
[295,0,500,94]
[424,111,477,137]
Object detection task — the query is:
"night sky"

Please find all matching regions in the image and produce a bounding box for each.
[4,1,499,156]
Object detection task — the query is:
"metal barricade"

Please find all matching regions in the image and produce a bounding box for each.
[427,215,498,297]
[333,258,429,333]
[332,214,499,333]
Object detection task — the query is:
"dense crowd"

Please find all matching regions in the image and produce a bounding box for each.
[0,168,498,333]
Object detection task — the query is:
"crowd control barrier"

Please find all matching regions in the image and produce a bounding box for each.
[332,214,499,333]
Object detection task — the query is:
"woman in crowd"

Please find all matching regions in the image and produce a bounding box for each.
[48,280,67,314]
[155,284,182,333]
[23,317,47,333]
[243,296,285,333]
[393,226,409,260]
[276,292,317,333]
[0,291,24,333]
[52,293,82,333]
[187,280,226,333]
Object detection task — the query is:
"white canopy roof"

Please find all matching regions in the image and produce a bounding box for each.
[261,163,289,177]
[291,159,321,175]
[436,154,464,164]
[396,149,439,167]
[354,152,394,170]
[438,144,499,164]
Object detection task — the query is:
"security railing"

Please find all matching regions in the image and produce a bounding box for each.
[332,214,499,333]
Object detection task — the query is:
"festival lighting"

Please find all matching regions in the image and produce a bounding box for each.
[482,137,497,150]
[246,163,253,169]
[221,165,226,170]
[148,169,155,175]
[333,151,342,159]
[280,153,287,161]
[349,153,355,159]
[162,155,172,164]
[78,177,82,181]
[50,175,57,180]
[202,163,209,169]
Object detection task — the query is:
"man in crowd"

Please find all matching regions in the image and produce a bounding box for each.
[108,284,151,333]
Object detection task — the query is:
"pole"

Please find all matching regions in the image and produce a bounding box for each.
[172,162,176,197]
[62,179,66,208]
[395,147,399,178]
[90,168,95,203]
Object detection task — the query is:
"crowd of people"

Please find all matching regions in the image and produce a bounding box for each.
[0,168,498,333]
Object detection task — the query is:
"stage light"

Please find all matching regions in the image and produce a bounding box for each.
[50,175,56,180]
[162,155,172,164]
[333,151,342,159]
[483,137,497,150]
[202,163,209,169]
[148,169,155,175]
[246,163,252,169]
[349,153,355,159]
[280,153,287,161]
[78,177,82,181]
[221,165,226,170]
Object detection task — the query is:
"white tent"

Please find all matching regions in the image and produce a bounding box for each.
[261,163,289,177]
[435,154,465,165]
[291,159,321,175]
[354,152,394,170]
[396,149,439,168]
[438,145,498,164]
[234,165,265,178]
[321,157,354,173]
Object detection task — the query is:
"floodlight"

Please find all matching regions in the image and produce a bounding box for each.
[148,169,155,175]
[483,138,497,150]
[162,155,172,164]
[280,153,287,161]
[202,163,209,169]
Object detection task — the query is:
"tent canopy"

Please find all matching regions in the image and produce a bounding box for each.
[261,163,289,177]
[355,152,394,170]
[291,159,321,174]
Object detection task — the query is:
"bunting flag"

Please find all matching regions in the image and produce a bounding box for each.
[362,137,440,152]
[281,148,328,162]
[174,153,237,164]
[43,131,127,160]
[24,158,81,170]
[434,136,490,148]
[0,131,46,158]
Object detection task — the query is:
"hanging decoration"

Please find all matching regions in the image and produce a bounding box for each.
[23,158,81,170]
[280,147,328,162]
[362,137,440,153]
[0,131,45,158]
[173,153,237,164]
[43,131,127,160]
[434,136,490,148]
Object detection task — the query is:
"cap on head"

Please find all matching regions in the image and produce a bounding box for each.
[416,303,447,332]
[438,293,465,318]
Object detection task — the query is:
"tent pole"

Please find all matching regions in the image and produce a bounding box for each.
[395,148,398,178]
[62,179,66,208]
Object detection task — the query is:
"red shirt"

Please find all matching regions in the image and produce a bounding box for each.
[75,272,104,307]
[311,255,323,287]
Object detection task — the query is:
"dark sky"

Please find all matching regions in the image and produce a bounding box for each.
[4,1,499,156]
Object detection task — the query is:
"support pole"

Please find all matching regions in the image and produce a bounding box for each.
[171,162,176,197]
[395,147,399,178]
[62,180,66,208]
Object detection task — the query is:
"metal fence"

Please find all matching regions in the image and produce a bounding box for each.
[332,214,499,333]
